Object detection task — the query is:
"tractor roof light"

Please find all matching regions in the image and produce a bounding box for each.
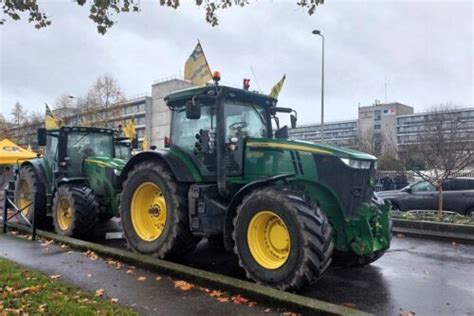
[212,71,221,83]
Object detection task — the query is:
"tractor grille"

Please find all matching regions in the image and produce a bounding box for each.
[314,154,375,217]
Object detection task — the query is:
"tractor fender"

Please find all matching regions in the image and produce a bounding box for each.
[223,173,294,251]
[18,159,48,191]
[119,150,199,186]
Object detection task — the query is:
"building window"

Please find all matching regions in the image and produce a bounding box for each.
[374,124,381,130]
[374,110,381,121]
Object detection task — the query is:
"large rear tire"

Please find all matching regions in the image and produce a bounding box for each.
[15,165,48,228]
[52,185,98,238]
[120,161,197,258]
[233,186,334,291]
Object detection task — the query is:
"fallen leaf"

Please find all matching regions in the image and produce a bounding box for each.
[400,312,416,316]
[155,276,162,281]
[60,244,69,249]
[137,276,146,281]
[281,313,302,316]
[231,295,249,305]
[126,269,135,275]
[41,239,54,246]
[209,290,225,298]
[95,288,105,297]
[342,302,357,308]
[199,287,210,293]
[110,298,118,304]
[49,275,61,280]
[174,280,194,291]
[264,308,271,313]
[248,301,257,307]
[396,233,406,239]
[216,297,229,302]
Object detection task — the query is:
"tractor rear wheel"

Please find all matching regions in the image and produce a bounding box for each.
[120,161,197,258]
[52,185,98,237]
[233,186,334,291]
[15,165,48,228]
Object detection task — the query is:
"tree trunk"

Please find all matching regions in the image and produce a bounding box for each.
[437,185,443,217]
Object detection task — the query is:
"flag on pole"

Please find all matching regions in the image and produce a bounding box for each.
[45,103,63,129]
[269,74,286,99]
[184,42,212,86]
[142,136,148,151]
[123,118,136,140]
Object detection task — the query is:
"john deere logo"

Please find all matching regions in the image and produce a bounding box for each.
[2,146,21,152]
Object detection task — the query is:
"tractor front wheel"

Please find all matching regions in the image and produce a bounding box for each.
[52,185,98,237]
[233,186,334,291]
[120,161,197,258]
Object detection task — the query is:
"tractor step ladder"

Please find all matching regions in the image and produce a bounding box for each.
[1,179,38,240]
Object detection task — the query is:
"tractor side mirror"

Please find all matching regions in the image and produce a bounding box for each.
[290,114,297,129]
[275,126,289,139]
[38,128,47,146]
[186,101,201,120]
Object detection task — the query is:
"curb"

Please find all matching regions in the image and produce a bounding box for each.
[3,223,370,316]
[392,219,474,244]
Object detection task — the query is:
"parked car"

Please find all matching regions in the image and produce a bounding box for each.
[378,177,474,217]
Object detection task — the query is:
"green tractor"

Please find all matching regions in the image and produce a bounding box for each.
[15,127,125,237]
[118,79,391,290]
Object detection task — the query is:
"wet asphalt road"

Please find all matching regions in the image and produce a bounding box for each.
[95,219,474,315]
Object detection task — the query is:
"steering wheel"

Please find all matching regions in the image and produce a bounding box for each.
[229,121,248,131]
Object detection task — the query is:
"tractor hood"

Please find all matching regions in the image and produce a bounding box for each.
[246,138,376,161]
[84,157,126,170]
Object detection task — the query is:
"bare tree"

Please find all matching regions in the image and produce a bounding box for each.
[83,74,126,128]
[402,105,474,216]
[1,0,324,34]
[10,101,28,143]
[0,113,11,140]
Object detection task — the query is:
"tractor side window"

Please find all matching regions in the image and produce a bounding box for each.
[44,134,58,162]
[224,101,268,140]
[171,106,214,151]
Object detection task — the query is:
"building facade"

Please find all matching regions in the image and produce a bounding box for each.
[289,120,359,148]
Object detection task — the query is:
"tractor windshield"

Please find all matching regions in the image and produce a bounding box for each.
[67,132,114,176]
[224,100,270,140]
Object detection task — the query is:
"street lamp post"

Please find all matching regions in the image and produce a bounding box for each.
[312,30,325,142]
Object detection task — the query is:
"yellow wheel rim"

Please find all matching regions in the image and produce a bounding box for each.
[57,197,72,231]
[18,180,32,217]
[247,211,291,270]
[131,182,167,242]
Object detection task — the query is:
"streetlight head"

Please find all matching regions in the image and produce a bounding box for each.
[312,30,321,35]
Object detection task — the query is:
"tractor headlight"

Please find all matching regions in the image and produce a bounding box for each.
[113,169,121,176]
[340,158,371,169]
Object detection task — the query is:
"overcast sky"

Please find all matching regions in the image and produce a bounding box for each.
[0,0,472,125]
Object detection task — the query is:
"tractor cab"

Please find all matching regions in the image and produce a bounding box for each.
[38,126,116,178]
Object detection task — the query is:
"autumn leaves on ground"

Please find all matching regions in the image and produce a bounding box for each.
[0,234,285,315]
[0,257,136,315]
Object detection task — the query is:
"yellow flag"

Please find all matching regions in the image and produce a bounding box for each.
[269,74,286,99]
[45,103,63,129]
[184,42,212,86]
[123,119,136,139]
[142,136,148,151]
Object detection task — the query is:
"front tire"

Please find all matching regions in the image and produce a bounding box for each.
[15,165,48,228]
[52,185,98,237]
[120,161,197,258]
[233,186,334,291]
